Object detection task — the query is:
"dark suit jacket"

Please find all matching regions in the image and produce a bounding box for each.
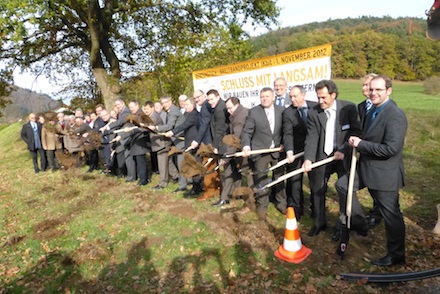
[210,99,229,150]
[128,109,149,156]
[304,100,361,190]
[358,100,368,129]
[21,121,43,151]
[241,104,284,161]
[195,100,212,145]
[283,101,318,153]
[357,99,407,191]
[172,109,199,149]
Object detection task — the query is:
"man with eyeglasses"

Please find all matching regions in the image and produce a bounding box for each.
[21,113,47,173]
[337,75,407,266]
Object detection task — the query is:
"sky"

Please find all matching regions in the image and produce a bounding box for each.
[12,0,433,97]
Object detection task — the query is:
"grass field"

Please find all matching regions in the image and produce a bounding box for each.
[1,79,440,293]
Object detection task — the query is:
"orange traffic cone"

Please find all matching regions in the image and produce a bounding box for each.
[274,207,312,263]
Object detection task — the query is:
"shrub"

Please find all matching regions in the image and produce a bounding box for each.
[423,76,440,95]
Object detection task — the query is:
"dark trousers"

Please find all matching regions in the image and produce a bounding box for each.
[251,154,286,215]
[100,145,111,170]
[88,149,99,171]
[285,156,309,218]
[151,151,159,173]
[134,154,148,183]
[371,189,405,257]
[45,150,59,170]
[220,160,241,201]
[30,148,47,172]
[310,160,346,228]
[335,172,368,231]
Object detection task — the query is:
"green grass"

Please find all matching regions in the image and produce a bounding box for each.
[1,80,440,293]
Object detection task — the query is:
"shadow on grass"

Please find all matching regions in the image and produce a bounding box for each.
[3,236,278,293]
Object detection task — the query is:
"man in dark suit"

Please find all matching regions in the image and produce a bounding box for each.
[339,75,407,266]
[196,89,229,201]
[302,80,361,237]
[241,87,287,220]
[187,90,213,196]
[283,85,318,220]
[213,97,250,207]
[165,97,200,193]
[151,95,185,190]
[100,98,131,179]
[273,77,291,108]
[125,101,150,186]
[21,113,47,173]
[356,73,383,229]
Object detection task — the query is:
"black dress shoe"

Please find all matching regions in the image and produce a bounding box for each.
[354,226,368,237]
[186,188,202,196]
[212,199,230,207]
[366,215,382,228]
[172,177,179,183]
[371,254,405,266]
[308,224,327,236]
[172,188,187,193]
[152,185,164,190]
[137,179,150,186]
[332,228,341,241]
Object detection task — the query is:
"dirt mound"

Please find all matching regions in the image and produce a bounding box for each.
[196,143,216,158]
[222,134,242,149]
[180,153,205,177]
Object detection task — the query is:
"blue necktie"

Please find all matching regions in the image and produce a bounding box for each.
[299,107,308,124]
[366,100,373,114]
[277,97,283,106]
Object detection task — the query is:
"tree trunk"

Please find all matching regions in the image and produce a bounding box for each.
[92,68,120,111]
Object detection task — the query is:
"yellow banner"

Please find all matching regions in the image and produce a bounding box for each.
[193,44,332,79]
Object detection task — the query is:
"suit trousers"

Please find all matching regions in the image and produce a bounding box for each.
[30,148,47,172]
[176,153,187,190]
[168,154,179,181]
[157,150,169,187]
[286,156,307,218]
[116,151,126,177]
[370,189,406,257]
[251,154,286,215]
[134,154,148,183]
[125,149,136,181]
[220,160,241,201]
[335,172,368,231]
[46,150,59,170]
[310,160,346,228]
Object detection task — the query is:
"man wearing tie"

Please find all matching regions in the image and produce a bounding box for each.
[302,80,361,237]
[341,75,407,266]
[273,77,291,108]
[21,113,47,173]
[241,87,287,220]
[282,85,318,220]
[357,73,382,229]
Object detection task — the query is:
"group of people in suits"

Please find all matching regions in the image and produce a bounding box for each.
[231,74,407,266]
[20,74,407,266]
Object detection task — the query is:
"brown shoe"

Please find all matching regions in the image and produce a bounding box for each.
[197,193,215,201]
[236,207,251,215]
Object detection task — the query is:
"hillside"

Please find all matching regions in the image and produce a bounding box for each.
[248,16,437,80]
[0,86,60,123]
